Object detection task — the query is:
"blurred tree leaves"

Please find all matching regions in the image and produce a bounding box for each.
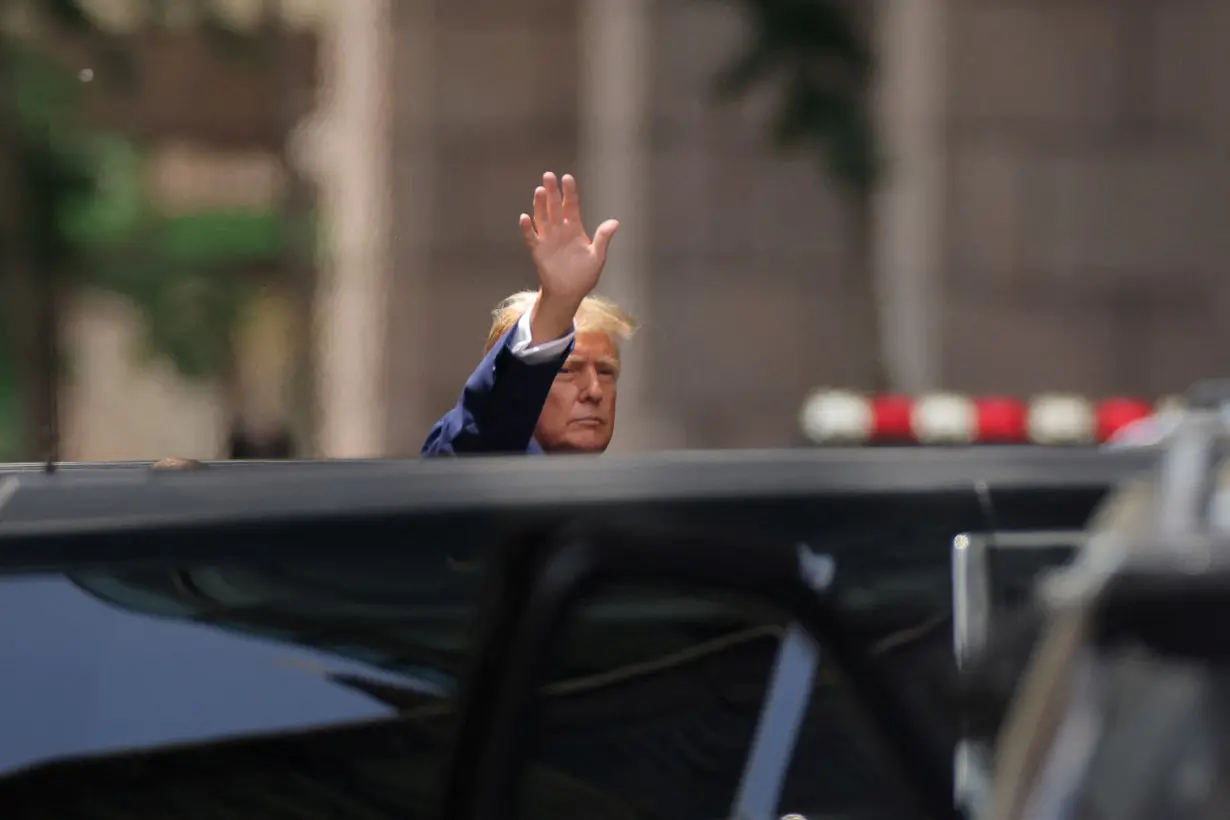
[709,0,878,193]
[4,0,296,387]
[55,133,143,250]
[707,0,889,389]
[93,208,286,379]
[57,132,289,379]
[43,0,95,33]
[0,357,19,460]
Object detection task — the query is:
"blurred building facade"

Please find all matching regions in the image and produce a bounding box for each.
[376,0,1230,454]
[935,0,1229,403]
[60,2,319,460]
[380,0,866,454]
[60,0,1230,458]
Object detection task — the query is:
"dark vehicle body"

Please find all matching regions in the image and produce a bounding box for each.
[0,449,1155,819]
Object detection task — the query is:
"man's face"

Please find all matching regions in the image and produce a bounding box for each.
[534,331,619,454]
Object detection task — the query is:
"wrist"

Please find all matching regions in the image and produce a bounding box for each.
[530,292,579,345]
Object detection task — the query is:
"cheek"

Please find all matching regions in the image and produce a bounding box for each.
[539,384,573,419]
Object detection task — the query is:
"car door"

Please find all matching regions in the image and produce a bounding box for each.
[441,521,961,820]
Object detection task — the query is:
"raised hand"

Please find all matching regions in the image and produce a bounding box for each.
[518,172,619,308]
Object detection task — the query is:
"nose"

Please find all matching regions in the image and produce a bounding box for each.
[577,365,604,402]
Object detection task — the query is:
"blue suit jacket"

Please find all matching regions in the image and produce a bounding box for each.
[421,326,572,456]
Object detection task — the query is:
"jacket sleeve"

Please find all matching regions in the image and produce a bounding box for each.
[421,325,571,456]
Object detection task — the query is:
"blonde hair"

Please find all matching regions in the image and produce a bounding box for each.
[484,290,638,354]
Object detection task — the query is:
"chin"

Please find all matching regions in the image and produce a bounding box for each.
[565,439,609,455]
[557,431,611,454]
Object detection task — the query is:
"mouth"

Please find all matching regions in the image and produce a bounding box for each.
[570,417,604,428]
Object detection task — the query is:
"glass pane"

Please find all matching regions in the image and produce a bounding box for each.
[0,564,449,818]
[1,546,956,819]
[988,545,1077,614]
[521,583,936,820]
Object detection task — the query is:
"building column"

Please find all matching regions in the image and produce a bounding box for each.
[872,0,948,392]
[579,0,677,451]
[380,0,436,457]
[313,0,393,457]
[1208,4,1230,342]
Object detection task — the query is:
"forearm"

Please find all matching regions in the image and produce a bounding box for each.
[421,320,572,456]
[529,291,580,347]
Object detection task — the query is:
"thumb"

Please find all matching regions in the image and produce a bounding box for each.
[592,219,619,259]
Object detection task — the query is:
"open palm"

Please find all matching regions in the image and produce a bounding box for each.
[519,172,618,305]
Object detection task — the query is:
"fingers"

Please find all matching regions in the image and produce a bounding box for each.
[532,186,548,235]
[518,213,538,249]
[561,174,581,222]
[592,219,619,258]
[542,172,562,225]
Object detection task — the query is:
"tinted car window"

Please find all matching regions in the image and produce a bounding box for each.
[0,546,954,820]
[520,584,936,820]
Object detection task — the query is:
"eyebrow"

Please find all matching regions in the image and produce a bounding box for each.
[564,355,620,371]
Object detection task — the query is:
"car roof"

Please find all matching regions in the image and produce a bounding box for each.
[0,448,1154,569]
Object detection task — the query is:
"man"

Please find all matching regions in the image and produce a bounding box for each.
[422,172,636,456]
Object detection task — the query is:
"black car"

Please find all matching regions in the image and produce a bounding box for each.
[0,448,1153,819]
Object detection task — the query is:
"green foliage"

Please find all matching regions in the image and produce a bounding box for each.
[40,0,268,84]
[157,211,286,268]
[57,132,291,378]
[43,0,96,32]
[708,0,878,192]
[0,348,19,461]
[21,128,100,274]
[5,39,99,273]
[9,40,84,124]
[92,209,288,379]
[4,0,300,383]
[56,133,145,250]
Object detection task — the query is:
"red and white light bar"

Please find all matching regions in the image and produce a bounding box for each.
[800,390,1181,446]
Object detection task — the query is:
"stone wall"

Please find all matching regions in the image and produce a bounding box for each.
[56,0,1230,457]
[634,0,1230,443]
[640,1,863,448]
[943,0,1225,397]
[62,290,226,461]
[384,0,864,451]
[385,0,583,453]
[383,0,1230,452]
[57,24,306,460]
